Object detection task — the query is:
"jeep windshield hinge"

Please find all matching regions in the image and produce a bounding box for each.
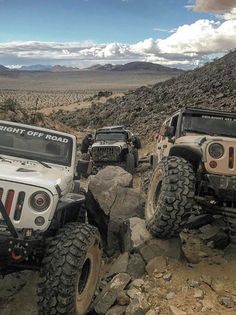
[0,200,18,238]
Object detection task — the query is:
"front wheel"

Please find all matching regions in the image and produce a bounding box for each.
[145,156,196,238]
[38,223,102,315]
[126,153,135,174]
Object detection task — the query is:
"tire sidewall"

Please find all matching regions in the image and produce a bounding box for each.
[145,161,164,221]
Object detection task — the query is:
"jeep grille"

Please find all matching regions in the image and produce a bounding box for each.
[92,146,120,162]
[0,188,25,223]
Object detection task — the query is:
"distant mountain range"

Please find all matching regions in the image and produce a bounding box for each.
[0,62,183,73]
[85,62,182,73]
[0,65,11,72]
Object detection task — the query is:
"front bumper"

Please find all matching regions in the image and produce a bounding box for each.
[206,174,236,200]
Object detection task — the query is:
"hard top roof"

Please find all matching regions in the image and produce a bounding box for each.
[96,125,127,132]
[173,107,236,119]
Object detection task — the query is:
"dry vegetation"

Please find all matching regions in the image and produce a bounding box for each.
[0,90,89,110]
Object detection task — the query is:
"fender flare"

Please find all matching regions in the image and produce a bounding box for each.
[169,144,202,170]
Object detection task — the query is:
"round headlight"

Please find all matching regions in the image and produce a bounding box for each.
[209,143,224,159]
[30,191,50,212]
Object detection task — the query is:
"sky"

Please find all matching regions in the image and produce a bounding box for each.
[0,0,236,69]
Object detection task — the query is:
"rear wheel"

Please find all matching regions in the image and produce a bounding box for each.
[38,223,102,315]
[145,156,196,238]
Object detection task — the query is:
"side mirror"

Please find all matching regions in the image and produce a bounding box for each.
[160,126,175,138]
[164,126,175,138]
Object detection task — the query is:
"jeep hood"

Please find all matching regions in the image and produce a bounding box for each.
[176,134,236,146]
[0,162,72,195]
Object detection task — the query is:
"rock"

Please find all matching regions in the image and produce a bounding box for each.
[199,224,229,249]
[194,289,204,299]
[139,238,182,263]
[201,299,214,311]
[145,256,167,276]
[218,296,235,308]
[163,273,172,281]
[110,186,145,221]
[106,305,127,315]
[125,295,150,315]
[127,288,141,299]
[88,166,133,216]
[130,279,145,289]
[224,243,236,261]
[180,231,218,264]
[107,253,129,277]
[117,291,130,306]
[121,218,152,252]
[127,253,146,279]
[169,305,187,315]
[94,273,131,314]
[166,292,175,300]
[87,166,145,253]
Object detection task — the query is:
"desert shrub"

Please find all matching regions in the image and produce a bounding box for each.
[0,98,19,112]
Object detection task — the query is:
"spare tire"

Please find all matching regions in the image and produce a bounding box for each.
[145,156,196,238]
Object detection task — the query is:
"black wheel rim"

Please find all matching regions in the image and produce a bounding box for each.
[153,180,162,209]
[77,258,91,295]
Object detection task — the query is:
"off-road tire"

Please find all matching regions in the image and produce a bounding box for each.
[145,156,195,238]
[38,223,102,315]
[126,153,135,174]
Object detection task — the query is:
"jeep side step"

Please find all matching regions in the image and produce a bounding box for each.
[0,200,18,238]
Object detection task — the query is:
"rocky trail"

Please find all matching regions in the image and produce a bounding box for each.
[1,165,236,315]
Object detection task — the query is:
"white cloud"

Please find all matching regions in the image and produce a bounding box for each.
[194,0,236,13]
[1,19,236,69]
[152,27,176,33]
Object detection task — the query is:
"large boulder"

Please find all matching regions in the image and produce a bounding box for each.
[94,273,131,314]
[86,166,145,254]
[88,166,133,215]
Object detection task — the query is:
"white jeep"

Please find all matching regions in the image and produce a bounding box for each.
[0,121,102,315]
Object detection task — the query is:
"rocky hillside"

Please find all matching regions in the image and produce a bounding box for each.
[52,50,236,141]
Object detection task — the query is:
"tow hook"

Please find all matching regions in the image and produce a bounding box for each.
[8,240,30,262]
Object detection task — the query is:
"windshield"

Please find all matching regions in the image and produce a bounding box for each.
[182,114,236,138]
[95,132,127,142]
[0,123,73,166]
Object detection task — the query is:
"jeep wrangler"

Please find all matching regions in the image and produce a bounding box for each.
[146,107,236,238]
[90,126,141,174]
[0,121,102,315]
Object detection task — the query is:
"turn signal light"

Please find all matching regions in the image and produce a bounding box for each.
[209,161,217,168]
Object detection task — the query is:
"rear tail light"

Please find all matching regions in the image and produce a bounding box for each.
[14,192,25,221]
[5,190,15,214]
[229,147,234,169]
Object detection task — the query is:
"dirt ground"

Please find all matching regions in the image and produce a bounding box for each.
[1,258,236,314]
